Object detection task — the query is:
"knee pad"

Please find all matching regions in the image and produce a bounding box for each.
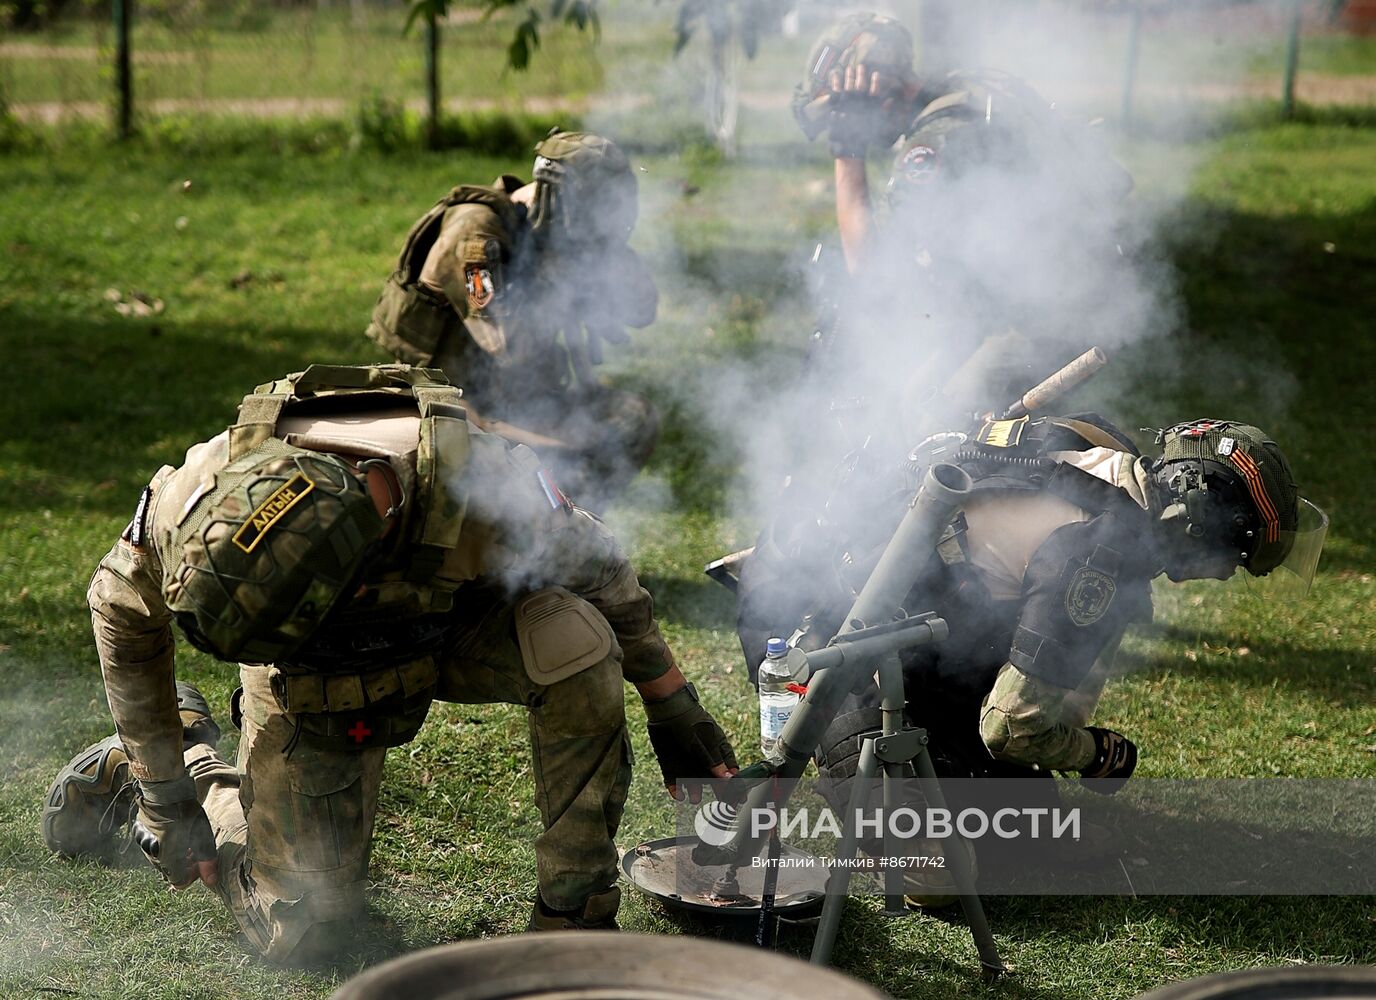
[515,587,617,687]
[815,708,921,856]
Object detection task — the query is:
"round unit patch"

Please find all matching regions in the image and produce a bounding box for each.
[897,144,939,184]
[1065,565,1117,626]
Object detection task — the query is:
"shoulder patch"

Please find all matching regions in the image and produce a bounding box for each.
[897,144,939,184]
[1065,565,1117,626]
[121,486,154,549]
[465,262,495,311]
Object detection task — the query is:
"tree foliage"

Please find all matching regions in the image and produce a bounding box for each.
[405,0,600,71]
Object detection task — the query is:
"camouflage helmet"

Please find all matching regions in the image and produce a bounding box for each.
[792,12,915,141]
[162,441,388,664]
[529,129,638,244]
[1152,419,1299,576]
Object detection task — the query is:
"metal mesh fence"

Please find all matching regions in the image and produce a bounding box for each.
[0,0,603,126]
[1,0,1372,132]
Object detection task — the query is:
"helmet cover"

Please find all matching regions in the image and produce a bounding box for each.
[529,130,638,244]
[1155,419,1301,577]
[792,13,914,136]
[162,442,387,664]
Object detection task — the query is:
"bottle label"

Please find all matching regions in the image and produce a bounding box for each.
[759,700,795,741]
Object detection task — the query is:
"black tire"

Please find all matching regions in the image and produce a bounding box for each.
[1135,965,1376,1000]
[330,932,888,999]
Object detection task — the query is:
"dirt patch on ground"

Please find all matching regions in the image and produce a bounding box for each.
[8,93,620,125]
[1,42,193,64]
[10,75,1375,124]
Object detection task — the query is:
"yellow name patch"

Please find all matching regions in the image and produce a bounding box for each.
[976,416,1029,449]
[232,473,314,553]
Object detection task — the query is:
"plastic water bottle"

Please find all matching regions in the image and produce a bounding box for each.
[759,637,799,761]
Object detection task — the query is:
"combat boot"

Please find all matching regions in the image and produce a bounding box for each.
[903,836,978,911]
[528,885,621,931]
[176,681,221,750]
[42,684,220,859]
[41,734,137,859]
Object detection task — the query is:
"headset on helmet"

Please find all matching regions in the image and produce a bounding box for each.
[161,441,389,664]
[1150,419,1326,598]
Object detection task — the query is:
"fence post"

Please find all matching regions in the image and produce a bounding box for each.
[1282,0,1302,120]
[1120,0,1142,133]
[426,7,440,149]
[113,0,133,139]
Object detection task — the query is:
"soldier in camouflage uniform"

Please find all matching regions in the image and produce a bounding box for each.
[366,131,660,511]
[738,414,1325,796]
[42,364,737,963]
[791,14,1133,425]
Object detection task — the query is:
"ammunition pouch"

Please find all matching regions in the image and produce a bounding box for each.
[366,183,518,367]
[269,657,439,751]
[365,272,457,368]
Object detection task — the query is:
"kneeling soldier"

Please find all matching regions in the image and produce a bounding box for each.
[43,364,736,963]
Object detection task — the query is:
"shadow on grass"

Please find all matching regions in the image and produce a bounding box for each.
[988,894,1376,961]
[638,573,737,632]
[1081,199,1376,576]
[1122,626,1375,708]
[1126,100,1376,143]
[0,306,367,515]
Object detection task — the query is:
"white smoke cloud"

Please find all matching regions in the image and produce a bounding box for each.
[553,1,1298,663]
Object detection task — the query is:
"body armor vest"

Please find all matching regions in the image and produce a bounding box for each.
[365,185,519,366]
[738,413,1149,679]
[228,364,475,746]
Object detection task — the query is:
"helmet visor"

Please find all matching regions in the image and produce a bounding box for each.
[1245,497,1328,602]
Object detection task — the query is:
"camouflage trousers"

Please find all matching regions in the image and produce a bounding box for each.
[184,588,632,963]
[977,661,1110,772]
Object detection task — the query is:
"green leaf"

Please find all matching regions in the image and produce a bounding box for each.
[564,0,599,38]
[507,9,542,72]
[403,0,446,36]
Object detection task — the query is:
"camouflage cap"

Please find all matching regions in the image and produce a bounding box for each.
[530,130,638,243]
[792,12,915,141]
[162,441,387,664]
[1157,419,1299,575]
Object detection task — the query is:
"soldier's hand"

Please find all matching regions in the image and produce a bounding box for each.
[1078,727,1137,796]
[581,322,629,366]
[823,63,904,159]
[830,62,903,101]
[134,776,219,889]
[642,683,739,804]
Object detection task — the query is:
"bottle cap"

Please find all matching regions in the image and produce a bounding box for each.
[765,637,787,657]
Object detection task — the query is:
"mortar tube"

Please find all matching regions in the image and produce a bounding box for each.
[697,464,971,867]
[690,616,950,867]
[834,462,973,637]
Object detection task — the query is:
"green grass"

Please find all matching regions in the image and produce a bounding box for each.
[1,117,1375,999]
